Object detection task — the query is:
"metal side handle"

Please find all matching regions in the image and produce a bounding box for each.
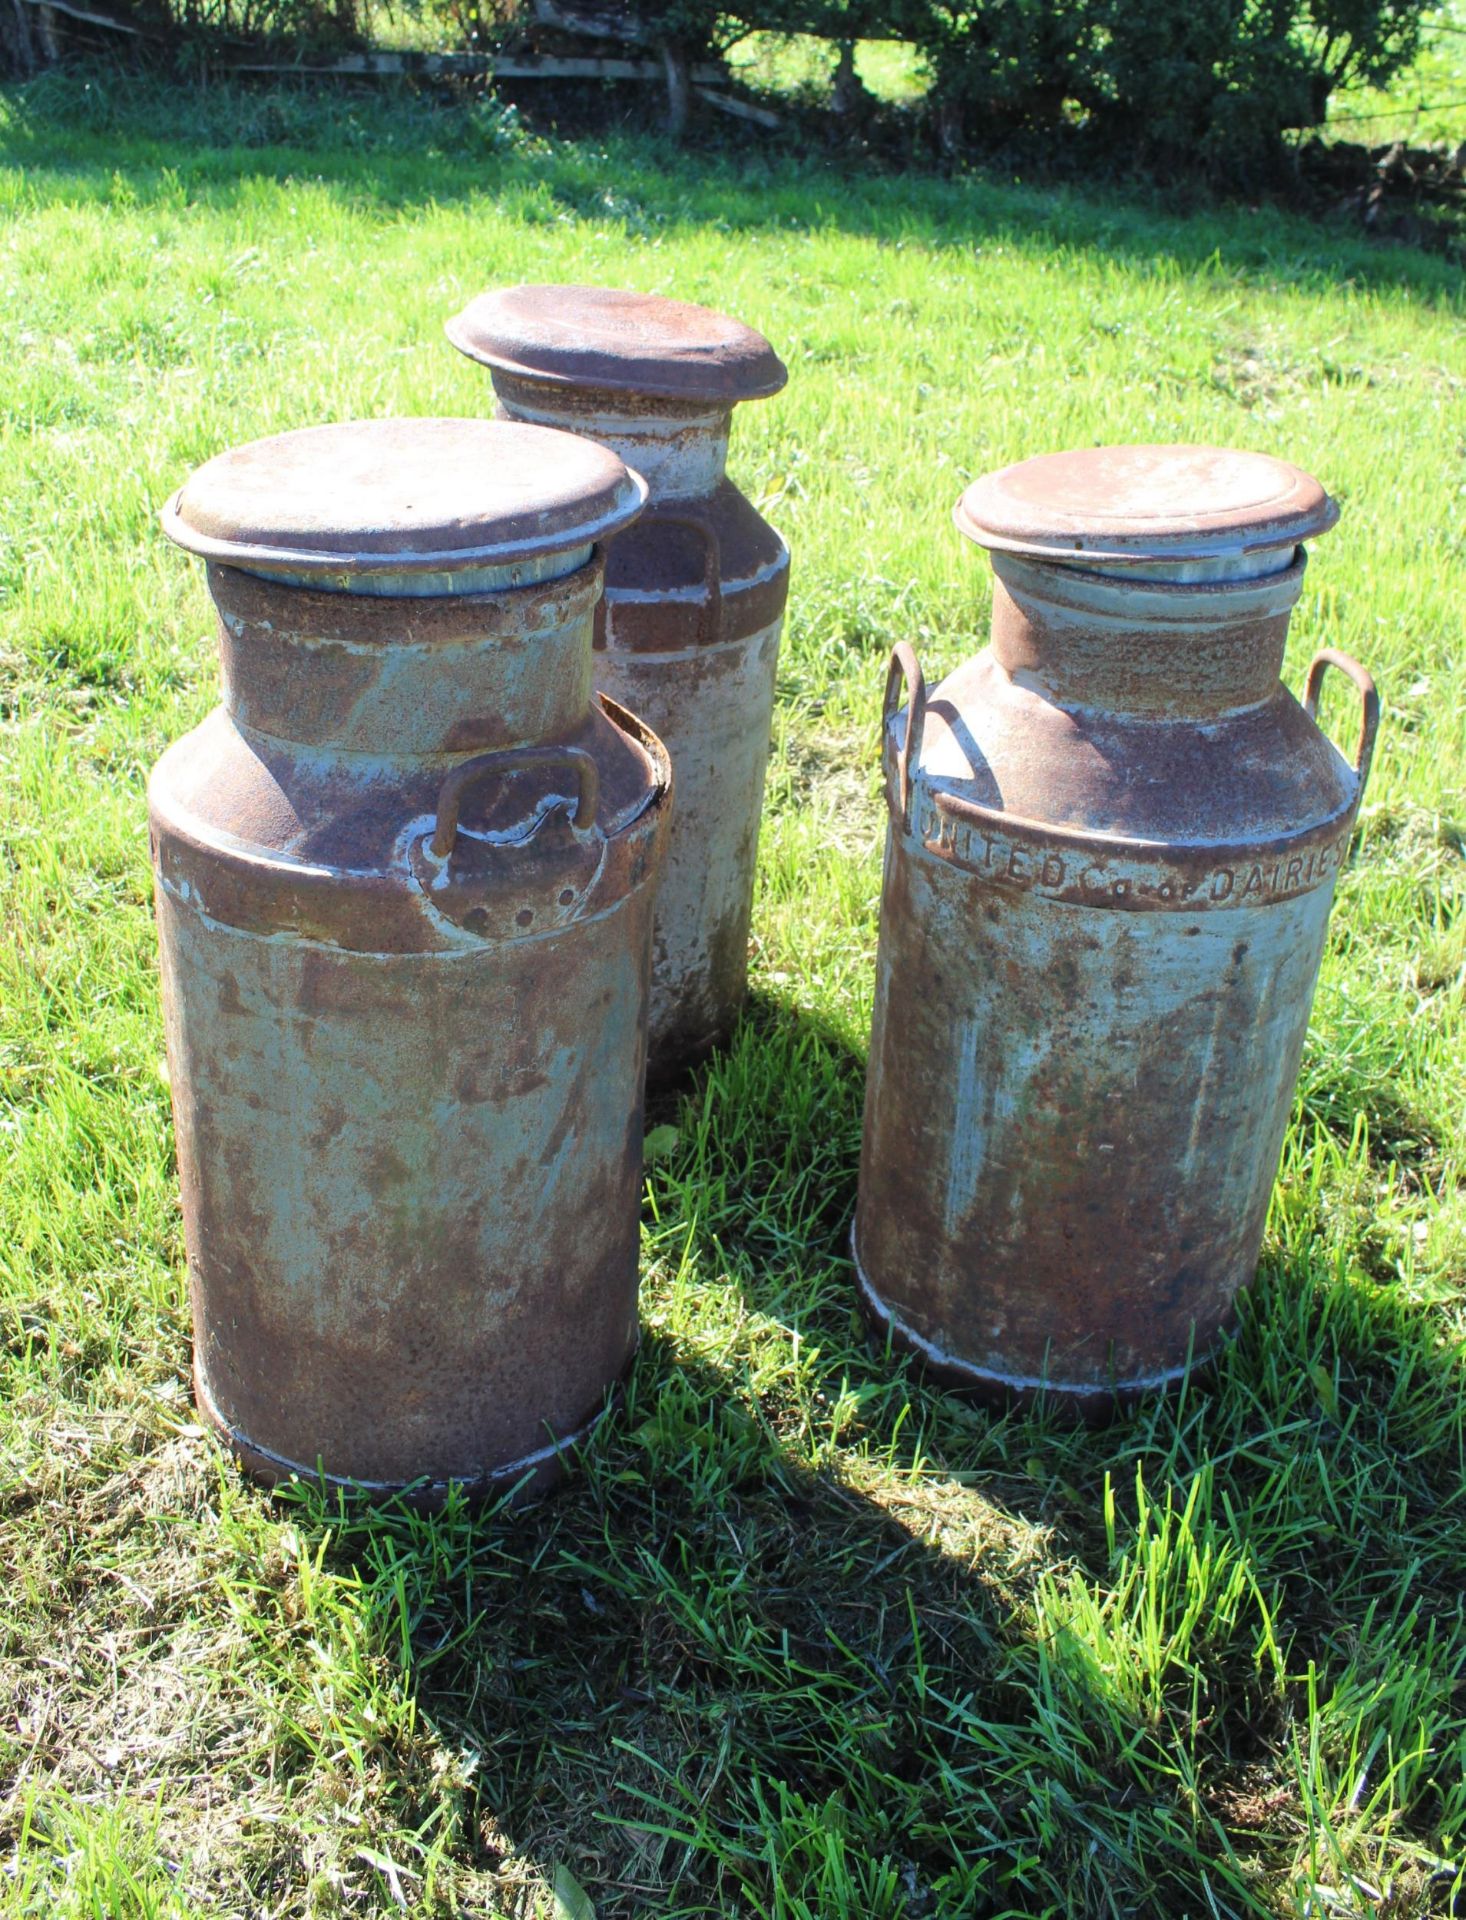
[884,641,927,830]
[431,747,599,859]
[644,504,722,647]
[1303,648,1379,795]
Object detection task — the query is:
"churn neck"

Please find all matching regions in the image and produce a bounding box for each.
[987,547,1308,720]
[207,555,603,759]
[490,371,732,504]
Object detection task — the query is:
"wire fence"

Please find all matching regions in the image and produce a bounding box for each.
[1325,11,1466,134]
[1327,98,1466,125]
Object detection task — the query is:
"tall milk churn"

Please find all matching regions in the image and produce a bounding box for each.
[150,418,671,1498]
[445,285,789,1077]
[853,446,1378,1415]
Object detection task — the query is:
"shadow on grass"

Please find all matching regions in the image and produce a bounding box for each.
[2,63,1462,312]
[261,986,1466,1917]
[283,1338,1268,1918]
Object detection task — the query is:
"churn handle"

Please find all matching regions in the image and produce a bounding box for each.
[884,642,927,828]
[1303,648,1380,792]
[431,747,599,858]
[645,505,722,648]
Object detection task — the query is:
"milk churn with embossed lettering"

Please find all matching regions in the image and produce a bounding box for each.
[150,418,671,1499]
[446,285,789,1077]
[854,446,1378,1415]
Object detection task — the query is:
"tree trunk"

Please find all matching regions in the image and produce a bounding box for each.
[936,93,964,158]
[831,39,868,117]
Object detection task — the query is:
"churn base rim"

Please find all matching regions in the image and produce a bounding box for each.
[849,1229,1227,1422]
[193,1357,629,1509]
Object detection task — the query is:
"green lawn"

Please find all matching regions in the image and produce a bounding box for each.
[2,68,1465,1920]
[1323,0,1466,147]
[725,32,930,104]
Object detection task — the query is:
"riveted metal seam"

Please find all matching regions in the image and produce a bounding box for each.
[157,867,643,955]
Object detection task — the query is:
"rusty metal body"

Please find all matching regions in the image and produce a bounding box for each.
[446,285,790,1076]
[854,446,1378,1415]
[150,419,670,1498]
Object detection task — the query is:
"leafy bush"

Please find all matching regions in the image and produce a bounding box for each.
[404,0,518,56]
[160,0,367,51]
[637,0,929,62]
[652,0,1431,170]
[901,0,1434,171]
[1079,0,1322,170]
[912,0,1090,142]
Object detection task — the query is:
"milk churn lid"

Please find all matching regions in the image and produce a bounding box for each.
[446,284,789,405]
[954,445,1338,568]
[161,418,647,576]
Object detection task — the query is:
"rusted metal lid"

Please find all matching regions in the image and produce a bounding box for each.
[954,445,1338,570]
[161,418,647,577]
[446,284,788,405]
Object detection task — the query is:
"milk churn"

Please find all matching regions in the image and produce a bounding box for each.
[853,446,1378,1415]
[445,285,790,1076]
[150,418,671,1498]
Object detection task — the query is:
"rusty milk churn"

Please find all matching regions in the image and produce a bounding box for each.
[445,285,790,1076]
[150,417,671,1498]
[854,446,1378,1414]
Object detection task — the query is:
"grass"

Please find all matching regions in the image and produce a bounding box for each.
[1,61,1465,1920]
[1323,0,1466,147]
[725,34,929,106]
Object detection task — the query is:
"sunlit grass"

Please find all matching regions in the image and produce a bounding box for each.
[1,64,1463,1920]
[726,32,929,106]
